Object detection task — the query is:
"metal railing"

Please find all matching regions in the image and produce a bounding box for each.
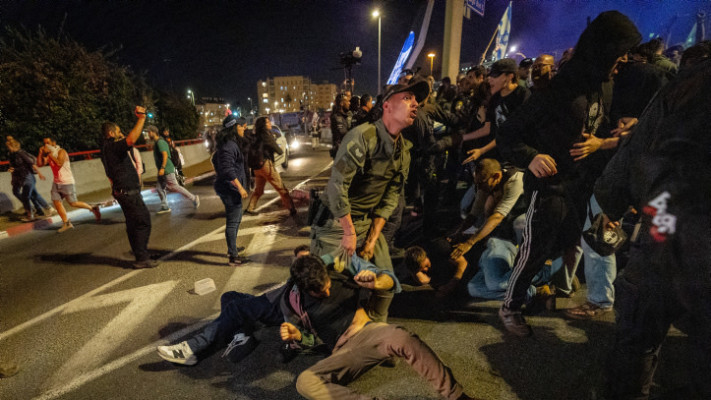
[0,138,205,169]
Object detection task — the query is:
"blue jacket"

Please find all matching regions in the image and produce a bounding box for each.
[212,139,246,195]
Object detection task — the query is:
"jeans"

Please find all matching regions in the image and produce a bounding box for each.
[581,195,616,308]
[113,191,151,261]
[13,174,50,214]
[186,292,283,354]
[157,172,196,207]
[468,237,550,301]
[218,191,244,257]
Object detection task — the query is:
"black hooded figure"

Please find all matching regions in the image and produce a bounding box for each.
[493,11,641,336]
[596,59,711,400]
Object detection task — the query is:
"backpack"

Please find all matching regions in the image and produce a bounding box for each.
[169,146,182,169]
[247,134,265,169]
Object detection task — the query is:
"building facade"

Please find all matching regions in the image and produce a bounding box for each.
[196,97,230,129]
[257,76,337,114]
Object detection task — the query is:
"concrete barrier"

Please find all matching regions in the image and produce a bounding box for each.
[0,142,211,214]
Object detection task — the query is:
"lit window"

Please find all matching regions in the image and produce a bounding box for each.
[262,93,268,98]
[262,82,266,87]
[263,99,268,103]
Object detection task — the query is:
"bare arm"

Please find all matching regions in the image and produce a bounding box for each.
[451,212,505,259]
[125,106,147,146]
[358,217,386,261]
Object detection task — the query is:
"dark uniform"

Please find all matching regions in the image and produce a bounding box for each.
[596,60,711,400]
[310,119,411,322]
[101,138,151,262]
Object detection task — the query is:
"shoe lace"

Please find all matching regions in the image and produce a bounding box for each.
[222,333,248,358]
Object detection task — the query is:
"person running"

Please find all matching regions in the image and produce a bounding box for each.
[146,125,199,214]
[244,116,296,219]
[37,136,101,232]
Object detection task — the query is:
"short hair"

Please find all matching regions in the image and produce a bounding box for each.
[474,158,502,180]
[293,244,310,257]
[469,65,486,78]
[290,255,329,294]
[146,125,159,134]
[681,40,711,67]
[403,246,427,274]
[101,122,118,138]
[360,94,372,107]
[44,135,58,143]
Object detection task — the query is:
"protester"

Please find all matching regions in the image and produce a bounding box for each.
[5,137,55,221]
[147,125,199,214]
[283,255,478,400]
[100,107,157,269]
[37,137,101,232]
[212,115,251,266]
[310,77,429,322]
[495,11,641,336]
[530,54,556,92]
[596,59,711,400]
[329,93,350,158]
[351,93,372,127]
[244,116,297,220]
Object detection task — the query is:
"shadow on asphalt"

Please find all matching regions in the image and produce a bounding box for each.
[37,252,134,269]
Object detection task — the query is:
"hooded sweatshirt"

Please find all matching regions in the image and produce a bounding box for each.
[496,11,641,195]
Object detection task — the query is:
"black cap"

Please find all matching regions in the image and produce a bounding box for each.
[489,58,517,77]
[519,58,534,68]
[382,76,430,103]
[223,115,246,128]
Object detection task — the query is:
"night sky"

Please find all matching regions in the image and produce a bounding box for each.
[2,1,704,110]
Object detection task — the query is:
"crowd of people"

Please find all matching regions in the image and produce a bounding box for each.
[3,9,709,399]
[156,11,710,400]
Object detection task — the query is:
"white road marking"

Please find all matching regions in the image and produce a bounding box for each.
[46,280,179,389]
[8,161,333,399]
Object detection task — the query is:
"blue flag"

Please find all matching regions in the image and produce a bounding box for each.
[387,31,415,85]
[492,2,512,61]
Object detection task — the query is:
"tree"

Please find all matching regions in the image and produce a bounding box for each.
[0,27,159,154]
[155,91,199,140]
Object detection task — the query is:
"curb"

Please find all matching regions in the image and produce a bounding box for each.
[0,171,215,241]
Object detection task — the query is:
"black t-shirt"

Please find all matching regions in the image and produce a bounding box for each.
[302,271,363,351]
[8,150,35,186]
[101,138,140,191]
[486,85,530,161]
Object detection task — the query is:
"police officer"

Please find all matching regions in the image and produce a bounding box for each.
[101,106,157,269]
[311,77,430,322]
[596,60,711,400]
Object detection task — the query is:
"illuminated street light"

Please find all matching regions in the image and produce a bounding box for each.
[427,52,435,77]
[186,89,195,106]
[372,9,382,94]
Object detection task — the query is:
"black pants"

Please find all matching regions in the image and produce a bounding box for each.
[114,191,151,262]
[503,189,584,310]
[607,193,711,399]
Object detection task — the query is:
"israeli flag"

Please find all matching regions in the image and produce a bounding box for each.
[492,2,512,61]
[387,31,415,85]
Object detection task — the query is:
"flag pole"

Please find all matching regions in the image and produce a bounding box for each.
[479,27,499,65]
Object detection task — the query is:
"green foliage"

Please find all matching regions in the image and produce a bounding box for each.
[155,91,200,140]
[0,26,196,157]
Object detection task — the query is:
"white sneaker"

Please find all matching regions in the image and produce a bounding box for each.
[45,207,57,217]
[57,222,74,233]
[157,341,197,366]
[157,206,172,215]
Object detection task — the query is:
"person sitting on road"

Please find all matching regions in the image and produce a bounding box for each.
[282,255,478,400]
[37,136,101,233]
[156,247,397,366]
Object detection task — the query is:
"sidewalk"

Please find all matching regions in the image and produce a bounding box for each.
[0,159,215,240]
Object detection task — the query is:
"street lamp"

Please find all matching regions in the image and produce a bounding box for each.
[372,9,382,95]
[427,53,435,77]
[247,97,253,115]
[186,89,195,106]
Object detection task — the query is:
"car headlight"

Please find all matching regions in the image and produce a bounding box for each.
[291,140,300,150]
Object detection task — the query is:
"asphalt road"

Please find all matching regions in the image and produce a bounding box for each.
[0,145,691,400]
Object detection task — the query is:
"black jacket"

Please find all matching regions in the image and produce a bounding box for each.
[497,11,640,194]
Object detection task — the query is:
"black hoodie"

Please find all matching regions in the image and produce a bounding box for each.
[496,11,641,196]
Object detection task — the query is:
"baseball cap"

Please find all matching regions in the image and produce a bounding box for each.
[382,76,430,103]
[223,115,246,128]
[519,58,534,68]
[489,58,517,77]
